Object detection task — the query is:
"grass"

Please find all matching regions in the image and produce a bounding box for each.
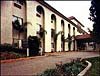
[85,56,100,76]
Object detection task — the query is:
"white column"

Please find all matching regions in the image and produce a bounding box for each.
[27,48,29,57]
[75,40,77,51]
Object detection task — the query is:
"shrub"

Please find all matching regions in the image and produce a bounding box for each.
[39,59,85,76]
[0,51,26,60]
[0,43,27,54]
[0,43,13,52]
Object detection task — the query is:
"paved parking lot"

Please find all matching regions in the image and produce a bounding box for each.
[1,52,100,75]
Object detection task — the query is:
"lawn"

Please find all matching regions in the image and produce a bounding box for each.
[85,56,100,76]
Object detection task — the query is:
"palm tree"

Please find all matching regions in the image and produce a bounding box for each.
[65,34,73,51]
[38,27,47,38]
[54,31,63,52]
[12,20,21,30]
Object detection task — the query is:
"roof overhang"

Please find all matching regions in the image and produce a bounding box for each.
[75,34,92,40]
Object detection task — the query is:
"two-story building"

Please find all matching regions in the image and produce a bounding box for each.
[0,0,87,55]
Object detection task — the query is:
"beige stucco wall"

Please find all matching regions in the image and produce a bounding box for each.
[12,1,26,41]
[26,1,36,37]
[56,15,62,52]
[13,1,26,22]
[1,1,13,44]
[1,1,84,52]
[1,1,26,44]
[25,1,80,52]
[64,21,69,51]
[26,1,62,52]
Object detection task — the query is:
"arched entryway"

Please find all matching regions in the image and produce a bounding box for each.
[61,20,65,51]
[68,24,71,51]
[36,5,45,53]
[73,27,75,51]
[51,14,56,52]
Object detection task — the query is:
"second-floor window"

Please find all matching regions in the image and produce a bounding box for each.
[16,0,24,5]
[14,0,25,9]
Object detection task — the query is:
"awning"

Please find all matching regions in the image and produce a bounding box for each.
[75,34,92,40]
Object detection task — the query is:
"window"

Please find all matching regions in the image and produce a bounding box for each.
[68,24,71,34]
[73,27,75,36]
[14,0,25,9]
[13,38,19,48]
[36,13,41,17]
[68,24,70,29]
[73,27,75,30]
[16,0,24,5]
[14,3,21,9]
[51,43,54,48]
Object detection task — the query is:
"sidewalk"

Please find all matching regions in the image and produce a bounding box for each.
[1,52,100,75]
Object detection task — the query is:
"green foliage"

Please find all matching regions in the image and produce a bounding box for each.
[54,31,63,42]
[0,43,13,52]
[40,69,57,76]
[28,36,40,56]
[39,27,47,38]
[13,20,27,32]
[85,56,100,76]
[39,59,85,76]
[0,51,26,60]
[89,0,100,44]
[13,20,21,30]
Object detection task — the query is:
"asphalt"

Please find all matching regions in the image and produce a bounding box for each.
[1,52,100,75]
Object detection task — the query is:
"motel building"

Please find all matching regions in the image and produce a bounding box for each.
[0,1,88,56]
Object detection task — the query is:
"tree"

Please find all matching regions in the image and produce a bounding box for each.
[12,20,21,30]
[89,0,100,44]
[67,34,72,51]
[51,30,63,51]
[38,27,47,38]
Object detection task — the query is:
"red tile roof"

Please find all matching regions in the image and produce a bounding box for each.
[75,34,92,39]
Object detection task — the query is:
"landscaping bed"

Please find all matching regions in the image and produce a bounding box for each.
[0,51,26,60]
[0,43,27,60]
[38,56,100,76]
[38,58,86,76]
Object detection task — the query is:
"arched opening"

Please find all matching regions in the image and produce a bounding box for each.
[61,20,65,51]
[68,24,72,51]
[51,14,56,52]
[73,27,75,51]
[36,5,45,53]
[68,24,71,35]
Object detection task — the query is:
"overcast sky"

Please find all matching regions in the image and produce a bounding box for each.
[45,1,93,32]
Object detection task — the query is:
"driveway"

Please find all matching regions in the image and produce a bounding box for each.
[1,52,100,75]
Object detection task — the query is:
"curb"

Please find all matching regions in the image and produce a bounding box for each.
[1,56,44,63]
[77,60,92,76]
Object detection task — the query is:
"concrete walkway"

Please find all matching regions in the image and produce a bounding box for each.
[1,52,100,75]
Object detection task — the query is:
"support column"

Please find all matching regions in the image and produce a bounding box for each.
[75,40,77,51]
[27,48,29,57]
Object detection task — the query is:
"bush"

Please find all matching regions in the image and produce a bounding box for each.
[39,59,85,76]
[0,43,27,54]
[0,43,27,59]
[0,51,26,60]
[0,43,13,52]
[40,69,58,76]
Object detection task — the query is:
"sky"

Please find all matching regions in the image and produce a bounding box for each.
[45,1,93,32]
